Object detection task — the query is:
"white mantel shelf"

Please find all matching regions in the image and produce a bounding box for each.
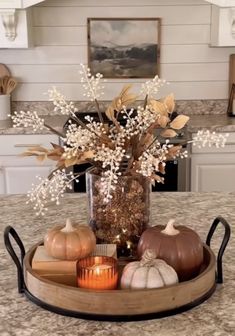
[0,0,45,9]
[0,0,45,48]
[204,0,235,46]
[205,0,235,6]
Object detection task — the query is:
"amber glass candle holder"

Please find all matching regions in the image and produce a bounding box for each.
[77,256,118,290]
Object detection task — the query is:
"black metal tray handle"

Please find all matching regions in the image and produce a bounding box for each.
[206,216,231,284]
[4,226,25,293]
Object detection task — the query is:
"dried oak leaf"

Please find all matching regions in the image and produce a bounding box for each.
[160,129,177,138]
[166,145,182,159]
[118,84,138,107]
[148,99,168,116]
[64,156,79,167]
[163,93,175,114]
[105,84,137,122]
[158,115,169,128]
[151,173,164,184]
[29,146,48,153]
[22,143,65,165]
[36,154,47,162]
[63,150,94,168]
[158,162,165,174]
[170,115,189,130]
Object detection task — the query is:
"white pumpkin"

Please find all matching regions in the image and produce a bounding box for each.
[121,249,178,289]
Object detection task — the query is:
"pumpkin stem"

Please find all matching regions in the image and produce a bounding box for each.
[161,219,180,236]
[140,249,156,266]
[61,218,76,233]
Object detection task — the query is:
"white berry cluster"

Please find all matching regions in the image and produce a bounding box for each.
[27,170,78,216]
[84,115,106,136]
[48,87,78,115]
[80,64,105,101]
[121,106,156,138]
[11,110,44,132]
[137,140,171,178]
[191,130,229,148]
[63,121,95,159]
[94,144,125,202]
[140,75,167,98]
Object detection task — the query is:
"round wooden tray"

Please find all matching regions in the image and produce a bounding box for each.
[4,216,231,321]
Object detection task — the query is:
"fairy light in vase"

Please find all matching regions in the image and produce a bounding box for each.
[114,234,121,243]
[126,241,132,250]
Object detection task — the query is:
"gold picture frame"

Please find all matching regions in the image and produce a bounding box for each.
[87,18,161,79]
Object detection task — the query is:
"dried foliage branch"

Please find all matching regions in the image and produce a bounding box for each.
[11,65,229,215]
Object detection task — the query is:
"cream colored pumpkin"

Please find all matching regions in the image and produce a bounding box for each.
[44,218,96,260]
[121,249,178,289]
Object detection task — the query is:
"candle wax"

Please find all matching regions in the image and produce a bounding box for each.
[78,263,118,290]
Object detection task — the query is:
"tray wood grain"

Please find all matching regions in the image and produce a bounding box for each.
[23,242,216,316]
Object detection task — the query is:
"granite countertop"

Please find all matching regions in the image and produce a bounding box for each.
[0,192,234,336]
[1,114,235,136]
[187,114,235,133]
[0,116,67,135]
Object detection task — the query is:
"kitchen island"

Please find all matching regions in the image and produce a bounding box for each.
[0,192,234,336]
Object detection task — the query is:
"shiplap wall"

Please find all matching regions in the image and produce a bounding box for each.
[1,0,235,101]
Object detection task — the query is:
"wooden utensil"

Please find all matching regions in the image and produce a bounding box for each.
[0,77,3,94]
[0,64,10,79]
[1,76,10,95]
[6,77,17,94]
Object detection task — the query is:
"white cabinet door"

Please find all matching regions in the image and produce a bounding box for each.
[4,165,53,194]
[0,166,5,194]
[0,134,59,194]
[191,153,235,192]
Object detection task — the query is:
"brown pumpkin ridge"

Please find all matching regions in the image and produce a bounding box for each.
[137,221,204,281]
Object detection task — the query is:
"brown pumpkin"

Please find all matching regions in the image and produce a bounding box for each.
[44,218,96,260]
[137,219,203,281]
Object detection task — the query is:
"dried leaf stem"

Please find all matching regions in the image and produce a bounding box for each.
[43,122,64,138]
[95,98,104,124]
[143,94,148,110]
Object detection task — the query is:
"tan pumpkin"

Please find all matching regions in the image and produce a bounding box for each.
[137,219,204,281]
[44,218,96,260]
[121,249,178,289]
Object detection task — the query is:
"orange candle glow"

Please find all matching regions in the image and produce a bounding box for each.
[77,256,118,290]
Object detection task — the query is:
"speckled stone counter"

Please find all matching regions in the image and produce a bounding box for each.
[1,114,235,136]
[188,115,235,133]
[0,116,66,135]
[0,192,234,336]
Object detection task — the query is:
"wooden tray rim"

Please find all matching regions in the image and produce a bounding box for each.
[24,241,216,294]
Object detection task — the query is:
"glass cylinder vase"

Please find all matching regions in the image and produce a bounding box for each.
[86,170,151,257]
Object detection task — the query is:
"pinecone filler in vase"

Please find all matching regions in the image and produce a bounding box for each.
[86,169,150,257]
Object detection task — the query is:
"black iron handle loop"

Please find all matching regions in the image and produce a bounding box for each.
[4,226,25,293]
[206,216,231,284]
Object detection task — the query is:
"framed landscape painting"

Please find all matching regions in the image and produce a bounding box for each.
[87,18,161,78]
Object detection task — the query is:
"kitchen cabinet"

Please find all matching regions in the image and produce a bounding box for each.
[0,0,45,48]
[204,1,235,46]
[191,132,235,191]
[0,134,58,194]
